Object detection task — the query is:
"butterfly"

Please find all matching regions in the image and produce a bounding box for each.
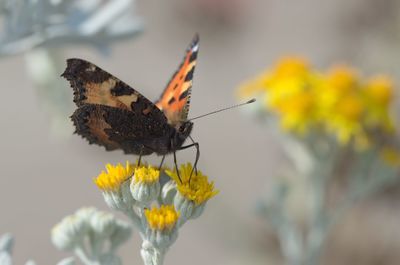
[62,35,200,171]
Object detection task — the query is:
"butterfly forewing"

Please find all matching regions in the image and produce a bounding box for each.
[63,58,163,112]
[62,58,173,155]
[156,34,199,125]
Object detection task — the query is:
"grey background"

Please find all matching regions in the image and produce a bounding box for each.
[1,0,400,264]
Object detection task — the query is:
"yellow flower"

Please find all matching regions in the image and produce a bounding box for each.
[323,94,364,143]
[165,163,219,205]
[134,166,160,184]
[237,56,311,99]
[336,94,363,121]
[365,75,393,106]
[144,205,179,231]
[94,161,134,191]
[363,75,395,131]
[236,55,398,149]
[259,56,321,133]
[317,66,358,113]
[276,89,315,132]
[325,65,359,94]
[273,56,310,78]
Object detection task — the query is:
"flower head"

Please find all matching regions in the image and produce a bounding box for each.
[363,75,395,131]
[94,161,134,191]
[165,163,219,205]
[134,166,160,183]
[144,205,179,231]
[130,165,161,203]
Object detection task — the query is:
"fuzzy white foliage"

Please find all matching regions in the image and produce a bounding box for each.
[0,0,142,55]
[52,207,132,265]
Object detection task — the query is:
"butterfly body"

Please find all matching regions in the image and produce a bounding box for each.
[62,35,199,158]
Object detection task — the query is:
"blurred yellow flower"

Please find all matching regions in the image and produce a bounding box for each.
[363,75,394,131]
[165,163,219,205]
[326,66,359,95]
[237,56,397,149]
[144,205,179,231]
[276,89,315,132]
[365,75,393,106]
[94,161,134,191]
[272,56,310,79]
[259,57,321,133]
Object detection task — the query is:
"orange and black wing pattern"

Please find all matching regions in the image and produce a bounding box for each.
[62,58,172,155]
[156,34,199,126]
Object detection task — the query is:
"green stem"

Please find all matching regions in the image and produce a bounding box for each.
[141,241,165,265]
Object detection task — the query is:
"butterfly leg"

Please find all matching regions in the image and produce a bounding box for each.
[173,151,183,183]
[158,155,166,170]
[189,135,199,175]
[177,142,200,182]
[137,147,144,167]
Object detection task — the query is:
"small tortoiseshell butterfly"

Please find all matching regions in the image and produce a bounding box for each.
[62,35,200,169]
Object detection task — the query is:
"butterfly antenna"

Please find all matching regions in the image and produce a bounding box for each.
[188,98,256,121]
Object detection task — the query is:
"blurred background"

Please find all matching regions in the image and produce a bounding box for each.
[1,0,400,264]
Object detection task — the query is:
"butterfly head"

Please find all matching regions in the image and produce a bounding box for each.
[177,121,193,137]
[173,121,193,147]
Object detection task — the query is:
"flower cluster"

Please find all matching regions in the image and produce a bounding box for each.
[91,161,218,265]
[238,56,396,148]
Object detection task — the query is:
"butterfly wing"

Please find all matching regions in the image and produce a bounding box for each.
[62,58,172,155]
[156,34,199,126]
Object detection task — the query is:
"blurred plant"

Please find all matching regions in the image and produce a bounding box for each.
[0,233,15,265]
[0,0,142,136]
[0,233,74,265]
[238,57,400,265]
[52,207,131,265]
[52,162,218,265]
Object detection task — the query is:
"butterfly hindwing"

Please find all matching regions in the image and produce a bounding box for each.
[156,34,199,125]
[63,58,173,155]
[71,104,171,155]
